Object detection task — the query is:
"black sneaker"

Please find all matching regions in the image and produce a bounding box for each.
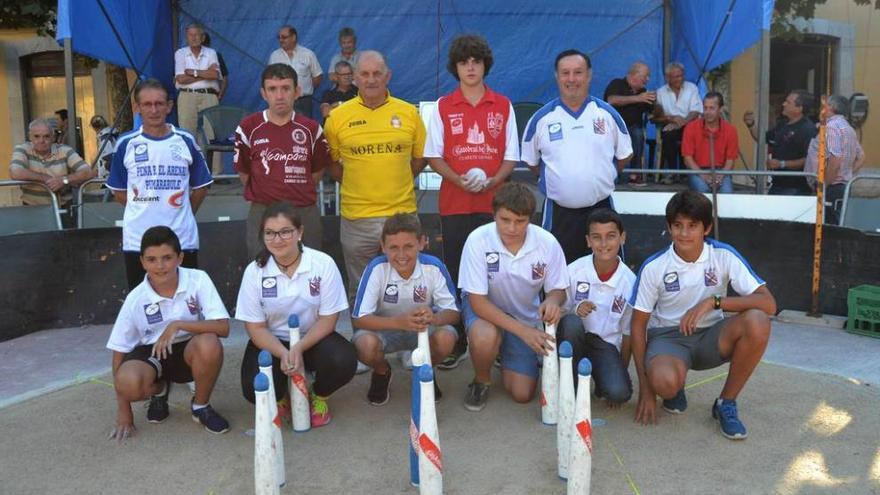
[662,389,688,414]
[146,381,171,424]
[367,365,392,406]
[191,402,230,434]
[434,375,442,402]
[463,381,490,412]
[437,349,469,370]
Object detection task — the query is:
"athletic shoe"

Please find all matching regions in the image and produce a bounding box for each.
[310,392,332,428]
[191,402,230,434]
[463,381,490,412]
[367,365,392,406]
[434,375,442,402]
[437,349,469,370]
[355,360,370,375]
[712,398,748,440]
[146,381,171,424]
[662,389,688,414]
[493,354,502,369]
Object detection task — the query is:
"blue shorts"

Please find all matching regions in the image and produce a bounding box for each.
[462,293,541,379]
[352,325,458,355]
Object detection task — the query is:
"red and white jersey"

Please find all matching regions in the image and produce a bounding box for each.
[234,110,331,207]
[423,86,519,215]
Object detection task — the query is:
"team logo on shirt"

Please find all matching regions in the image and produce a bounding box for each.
[485,252,500,273]
[531,261,547,280]
[413,285,428,303]
[186,295,202,316]
[134,143,149,162]
[292,128,307,145]
[309,276,321,296]
[384,284,399,303]
[486,112,503,139]
[704,267,718,287]
[167,190,185,208]
[450,116,464,135]
[169,143,184,161]
[390,115,402,128]
[262,276,278,298]
[663,272,680,292]
[592,118,606,135]
[466,123,485,145]
[575,281,591,300]
[612,295,626,314]
[143,303,163,324]
[548,122,563,141]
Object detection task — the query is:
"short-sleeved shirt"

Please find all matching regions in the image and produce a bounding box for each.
[9,142,89,205]
[352,253,458,320]
[681,118,739,168]
[328,52,360,76]
[521,96,632,209]
[423,86,519,216]
[459,223,568,324]
[323,92,427,219]
[106,126,213,252]
[565,255,636,350]
[107,267,229,353]
[631,239,765,329]
[268,46,322,96]
[603,77,653,128]
[768,117,817,190]
[174,46,221,91]
[321,86,358,107]
[805,115,864,186]
[656,81,703,118]
[233,110,330,206]
[235,247,348,340]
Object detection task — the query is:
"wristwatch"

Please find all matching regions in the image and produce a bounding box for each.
[62,176,69,186]
[713,294,722,310]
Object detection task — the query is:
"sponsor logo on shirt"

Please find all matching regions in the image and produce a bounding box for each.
[486,112,503,139]
[466,123,485,145]
[292,128,307,145]
[450,116,463,135]
[131,185,159,203]
[144,302,163,324]
[262,276,278,298]
[531,261,547,280]
[548,122,563,141]
[134,143,149,162]
[486,252,500,273]
[575,281,591,300]
[349,143,403,155]
[704,267,718,287]
[413,285,427,303]
[592,118,606,135]
[168,190,185,208]
[186,295,202,317]
[309,276,321,296]
[348,119,367,128]
[384,284,399,304]
[254,138,270,145]
[612,295,626,314]
[663,272,680,292]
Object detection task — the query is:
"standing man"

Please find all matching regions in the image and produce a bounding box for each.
[234,63,331,257]
[744,90,816,195]
[107,79,213,291]
[604,62,655,185]
[174,23,221,135]
[423,34,519,369]
[327,27,359,85]
[269,25,322,118]
[320,61,358,119]
[681,92,738,194]
[653,62,702,184]
[804,95,865,225]
[323,50,427,302]
[521,49,632,264]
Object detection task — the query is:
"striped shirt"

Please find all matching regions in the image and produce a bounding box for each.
[9,143,88,205]
[805,115,864,185]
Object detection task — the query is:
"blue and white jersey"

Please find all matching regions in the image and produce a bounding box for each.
[107,126,213,252]
[565,255,636,350]
[352,253,459,319]
[521,96,632,209]
[630,239,765,329]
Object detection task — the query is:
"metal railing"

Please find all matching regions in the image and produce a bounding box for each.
[0,180,63,231]
[839,172,880,231]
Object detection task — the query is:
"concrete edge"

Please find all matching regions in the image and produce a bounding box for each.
[774,310,847,329]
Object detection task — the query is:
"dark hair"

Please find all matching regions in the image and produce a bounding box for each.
[492,181,536,217]
[134,78,169,103]
[554,49,591,71]
[703,91,724,107]
[280,25,297,38]
[338,27,356,40]
[334,60,353,73]
[261,63,298,88]
[255,202,304,267]
[789,89,812,116]
[665,191,713,229]
[90,115,108,129]
[381,213,422,241]
[587,208,624,234]
[55,109,68,120]
[447,34,494,80]
[140,226,181,255]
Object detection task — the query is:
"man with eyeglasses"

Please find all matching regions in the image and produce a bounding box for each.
[269,25,323,118]
[320,61,358,119]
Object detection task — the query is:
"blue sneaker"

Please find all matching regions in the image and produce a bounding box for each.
[712,398,748,440]
[191,402,230,434]
[662,389,687,414]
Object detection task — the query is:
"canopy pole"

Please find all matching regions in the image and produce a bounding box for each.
[63,38,77,150]
[663,0,672,67]
[808,122,827,317]
[754,26,770,194]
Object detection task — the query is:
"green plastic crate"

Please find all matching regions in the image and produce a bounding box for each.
[846,284,880,339]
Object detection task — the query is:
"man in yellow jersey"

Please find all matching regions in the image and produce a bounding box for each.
[324,50,428,301]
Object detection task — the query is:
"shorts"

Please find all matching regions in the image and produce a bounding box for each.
[462,293,541,379]
[645,319,729,371]
[351,325,458,355]
[121,340,193,383]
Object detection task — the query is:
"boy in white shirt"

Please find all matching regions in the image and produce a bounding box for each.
[630,191,776,440]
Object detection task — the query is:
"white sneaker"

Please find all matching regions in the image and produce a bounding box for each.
[355,360,370,375]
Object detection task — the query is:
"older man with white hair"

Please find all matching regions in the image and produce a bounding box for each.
[174,23,221,135]
[653,62,702,184]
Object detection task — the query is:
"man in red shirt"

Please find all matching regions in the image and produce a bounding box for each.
[235,63,331,257]
[423,34,519,368]
[681,92,737,194]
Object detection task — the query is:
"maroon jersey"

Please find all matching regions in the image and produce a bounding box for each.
[234,111,331,206]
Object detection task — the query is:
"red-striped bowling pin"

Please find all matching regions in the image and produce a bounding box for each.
[541,322,559,425]
[254,372,280,495]
[557,340,575,479]
[567,358,593,495]
[288,314,311,432]
[258,350,285,487]
[417,365,442,495]
[409,348,427,487]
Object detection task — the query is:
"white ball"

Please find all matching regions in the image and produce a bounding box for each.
[465,167,488,183]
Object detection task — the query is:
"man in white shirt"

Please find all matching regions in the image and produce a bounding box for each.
[174,24,221,136]
[327,27,359,84]
[653,62,703,184]
[269,25,323,118]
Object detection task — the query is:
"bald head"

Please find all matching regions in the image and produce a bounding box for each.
[626,61,650,90]
[356,50,388,74]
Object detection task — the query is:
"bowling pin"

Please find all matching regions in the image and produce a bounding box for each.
[409,348,427,487]
[287,314,311,432]
[557,341,575,479]
[567,358,593,495]
[258,350,285,487]
[254,372,280,495]
[418,365,442,495]
[541,322,559,425]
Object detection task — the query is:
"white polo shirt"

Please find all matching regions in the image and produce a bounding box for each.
[107,267,229,353]
[459,223,568,324]
[521,96,632,209]
[106,126,213,252]
[268,45,323,96]
[631,239,765,329]
[352,254,458,319]
[656,81,703,119]
[174,46,221,91]
[565,255,636,350]
[235,247,348,340]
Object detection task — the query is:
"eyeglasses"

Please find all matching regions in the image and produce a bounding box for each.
[264,228,297,241]
[337,72,353,77]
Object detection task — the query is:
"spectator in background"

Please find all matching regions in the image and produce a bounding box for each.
[90,115,117,177]
[174,23,221,135]
[269,25,322,118]
[681,92,738,194]
[328,27,360,85]
[320,61,358,119]
[653,62,702,184]
[202,33,229,101]
[604,62,655,186]
[54,109,68,145]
